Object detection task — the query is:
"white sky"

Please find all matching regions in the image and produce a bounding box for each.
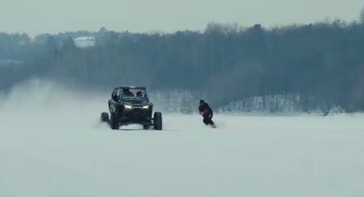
[1,0,363,36]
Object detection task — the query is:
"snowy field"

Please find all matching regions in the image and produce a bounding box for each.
[1,80,364,197]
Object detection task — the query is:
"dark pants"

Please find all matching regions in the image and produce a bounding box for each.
[203,113,214,126]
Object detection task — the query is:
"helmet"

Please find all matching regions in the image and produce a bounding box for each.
[136,91,142,97]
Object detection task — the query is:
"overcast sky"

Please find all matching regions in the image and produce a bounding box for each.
[1,0,363,36]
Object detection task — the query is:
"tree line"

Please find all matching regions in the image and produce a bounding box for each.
[1,19,364,113]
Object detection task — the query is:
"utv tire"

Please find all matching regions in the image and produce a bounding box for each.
[143,124,150,130]
[109,114,119,130]
[153,112,162,130]
[100,112,109,122]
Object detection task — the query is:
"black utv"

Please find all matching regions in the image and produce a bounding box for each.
[100,86,162,130]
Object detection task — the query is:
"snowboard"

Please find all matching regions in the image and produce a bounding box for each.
[209,124,217,128]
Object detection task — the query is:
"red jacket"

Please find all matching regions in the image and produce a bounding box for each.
[199,103,212,116]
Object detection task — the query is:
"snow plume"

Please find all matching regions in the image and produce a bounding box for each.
[0,78,108,117]
[0,78,67,111]
[0,80,191,116]
[0,79,348,115]
[0,79,198,116]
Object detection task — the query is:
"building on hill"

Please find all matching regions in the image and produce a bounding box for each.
[74,37,95,48]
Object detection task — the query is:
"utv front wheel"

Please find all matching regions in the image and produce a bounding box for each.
[109,114,119,130]
[153,112,162,130]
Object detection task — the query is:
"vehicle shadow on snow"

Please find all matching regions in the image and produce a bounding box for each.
[115,127,183,132]
[94,121,182,132]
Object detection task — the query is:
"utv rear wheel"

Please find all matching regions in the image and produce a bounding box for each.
[143,124,150,130]
[153,112,162,130]
[100,112,109,122]
[109,114,119,130]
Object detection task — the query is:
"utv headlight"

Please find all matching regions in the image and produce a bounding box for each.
[142,105,150,109]
[124,105,132,109]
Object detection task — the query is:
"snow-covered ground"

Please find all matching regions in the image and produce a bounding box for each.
[1,80,364,197]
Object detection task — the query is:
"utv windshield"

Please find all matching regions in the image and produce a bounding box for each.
[112,87,148,101]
